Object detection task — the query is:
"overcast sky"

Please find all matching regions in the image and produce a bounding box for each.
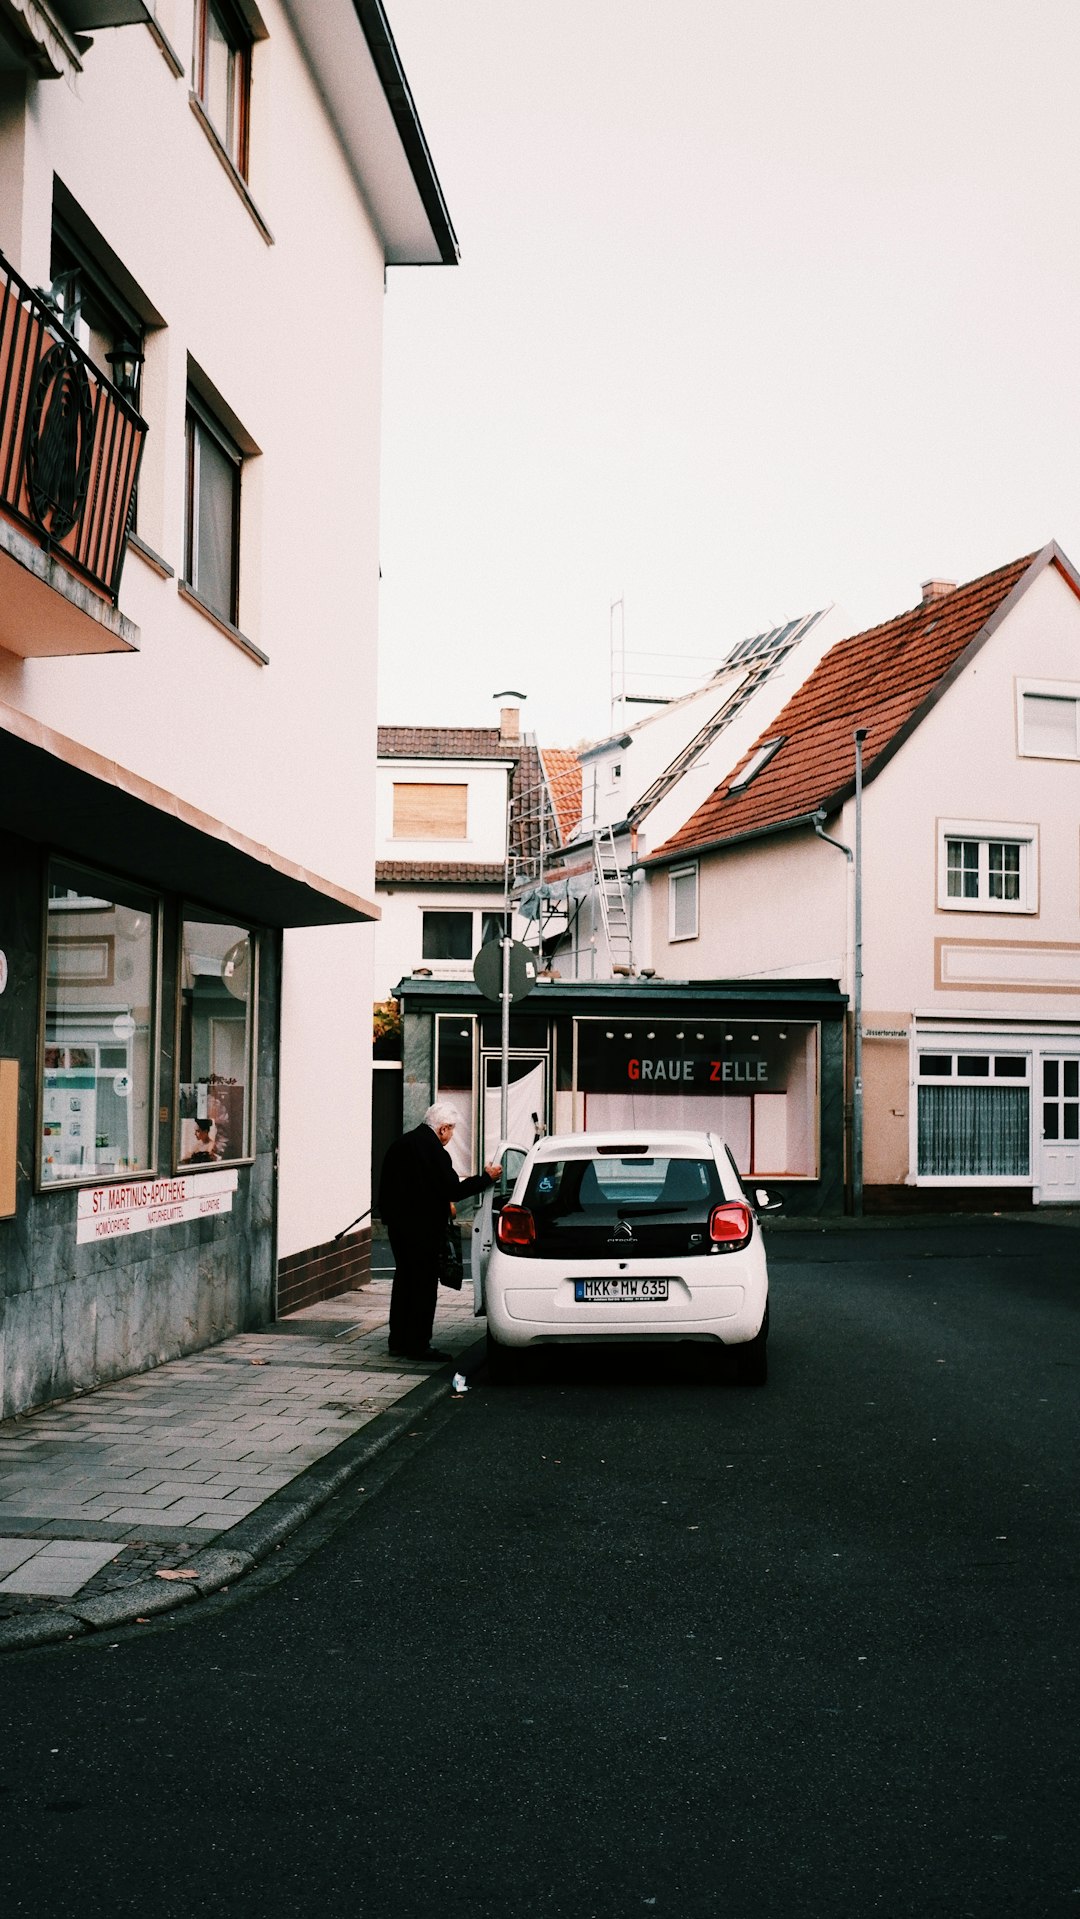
[376,0,1080,747]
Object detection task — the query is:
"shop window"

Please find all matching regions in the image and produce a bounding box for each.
[422,911,473,962]
[916,1050,1030,1179]
[177,917,256,1167]
[937,821,1036,914]
[194,0,252,174]
[669,864,698,942]
[573,1017,819,1178]
[41,863,159,1186]
[1018,681,1080,760]
[393,783,468,840]
[184,393,242,626]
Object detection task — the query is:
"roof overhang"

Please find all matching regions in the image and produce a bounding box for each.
[641,810,827,870]
[394,975,847,1016]
[1,701,378,927]
[280,0,458,265]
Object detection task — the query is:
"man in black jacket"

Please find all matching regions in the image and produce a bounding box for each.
[378,1101,501,1362]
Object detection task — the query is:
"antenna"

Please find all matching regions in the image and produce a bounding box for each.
[609,595,625,731]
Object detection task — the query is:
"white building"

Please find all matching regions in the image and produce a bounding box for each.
[0,0,456,1414]
[372,706,576,1179]
[643,546,1080,1209]
[530,608,848,978]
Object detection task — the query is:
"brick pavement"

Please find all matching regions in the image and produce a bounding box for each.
[0,1271,481,1642]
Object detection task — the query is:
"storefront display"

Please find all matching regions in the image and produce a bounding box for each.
[399,978,847,1214]
[41,863,157,1184]
[177,917,256,1167]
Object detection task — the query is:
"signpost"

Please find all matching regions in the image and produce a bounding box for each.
[472,937,537,1142]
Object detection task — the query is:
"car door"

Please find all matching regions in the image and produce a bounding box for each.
[472,1144,530,1315]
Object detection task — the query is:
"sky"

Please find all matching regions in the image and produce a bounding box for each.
[376,0,1080,748]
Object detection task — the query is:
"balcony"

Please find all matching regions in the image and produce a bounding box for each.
[0,250,146,657]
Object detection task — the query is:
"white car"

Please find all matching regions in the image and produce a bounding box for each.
[471,1130,776,1385]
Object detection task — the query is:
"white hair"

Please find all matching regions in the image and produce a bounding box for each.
[424,1101,461,1133]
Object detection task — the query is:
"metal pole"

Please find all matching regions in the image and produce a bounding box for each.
[853,727,867,1217]
[500,932,511,1145]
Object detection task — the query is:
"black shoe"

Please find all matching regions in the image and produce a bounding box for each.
[413,1346,452,1363]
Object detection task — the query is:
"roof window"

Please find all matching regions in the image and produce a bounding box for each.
[729,737,784,794]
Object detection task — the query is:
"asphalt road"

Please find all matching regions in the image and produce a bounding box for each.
[2,1220,1078,1919]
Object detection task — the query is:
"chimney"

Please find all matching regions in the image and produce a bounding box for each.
[494,687,527,743]
[920,578,956,605]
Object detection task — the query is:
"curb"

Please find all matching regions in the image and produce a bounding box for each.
[0,1338,486,1656]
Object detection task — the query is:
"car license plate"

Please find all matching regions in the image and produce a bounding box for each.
[574,1277,669,1303]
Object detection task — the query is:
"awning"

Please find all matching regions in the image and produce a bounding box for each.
[0,701,377,928]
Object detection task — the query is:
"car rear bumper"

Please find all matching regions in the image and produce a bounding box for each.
[484,1251,767,1349]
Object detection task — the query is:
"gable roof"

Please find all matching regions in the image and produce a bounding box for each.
[647,545,1075,867]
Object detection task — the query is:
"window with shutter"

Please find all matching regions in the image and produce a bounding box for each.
[669,864,699,942]
[392,783,468,840]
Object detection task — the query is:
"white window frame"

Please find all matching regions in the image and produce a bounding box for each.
[421,908,476,965]
[668,863,699,943]
[936,818,1038,915]
[911,1035,1033,1187]
[1016,678,1080,760]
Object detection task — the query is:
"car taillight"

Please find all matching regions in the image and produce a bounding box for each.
[496,1205,536,1248]
[709,1202,753,1247]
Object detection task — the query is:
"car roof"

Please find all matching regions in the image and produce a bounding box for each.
[526,1130,722,1162]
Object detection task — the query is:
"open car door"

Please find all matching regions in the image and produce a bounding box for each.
[472,1143,530,1316]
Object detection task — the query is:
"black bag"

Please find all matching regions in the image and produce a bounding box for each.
[438,1221,464,1290]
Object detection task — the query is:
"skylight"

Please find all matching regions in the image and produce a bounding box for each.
[729,737,784,793]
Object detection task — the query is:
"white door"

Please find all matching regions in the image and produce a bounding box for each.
[1039,1056,1080,1202]
[471,1144,529,1315]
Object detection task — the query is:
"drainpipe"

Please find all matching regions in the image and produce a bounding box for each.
[852,729,868,1217]
[812,811,852,863]
[812,805,857,1213]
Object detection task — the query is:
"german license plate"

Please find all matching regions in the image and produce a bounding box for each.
[574,1277,669,1303]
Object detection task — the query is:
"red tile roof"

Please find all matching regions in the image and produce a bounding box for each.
[378,726,518,760]
[540,747,582,843]
[376,861,506,885]
[649,549,1055,864]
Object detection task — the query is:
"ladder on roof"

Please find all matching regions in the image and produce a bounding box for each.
[594,825,633,974]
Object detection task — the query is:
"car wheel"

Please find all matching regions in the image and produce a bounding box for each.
[734,1303,769,1387]
[486,1329,522,1384]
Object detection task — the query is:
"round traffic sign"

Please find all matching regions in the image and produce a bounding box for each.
[472,938,538,1004]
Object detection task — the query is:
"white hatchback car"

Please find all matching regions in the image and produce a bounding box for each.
[471,1130,776,1384]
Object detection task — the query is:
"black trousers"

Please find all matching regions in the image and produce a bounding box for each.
[387,1227,440,1354]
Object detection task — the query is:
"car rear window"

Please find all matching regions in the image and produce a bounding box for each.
[523,1156,720,1215]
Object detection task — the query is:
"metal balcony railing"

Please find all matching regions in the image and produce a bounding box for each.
[0,250,146,606]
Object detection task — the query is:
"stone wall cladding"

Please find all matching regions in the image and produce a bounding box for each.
[276,1225,372,1317]
[0,836,280,1419]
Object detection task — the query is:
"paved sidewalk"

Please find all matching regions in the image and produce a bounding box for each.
[0,1269,483,1653]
